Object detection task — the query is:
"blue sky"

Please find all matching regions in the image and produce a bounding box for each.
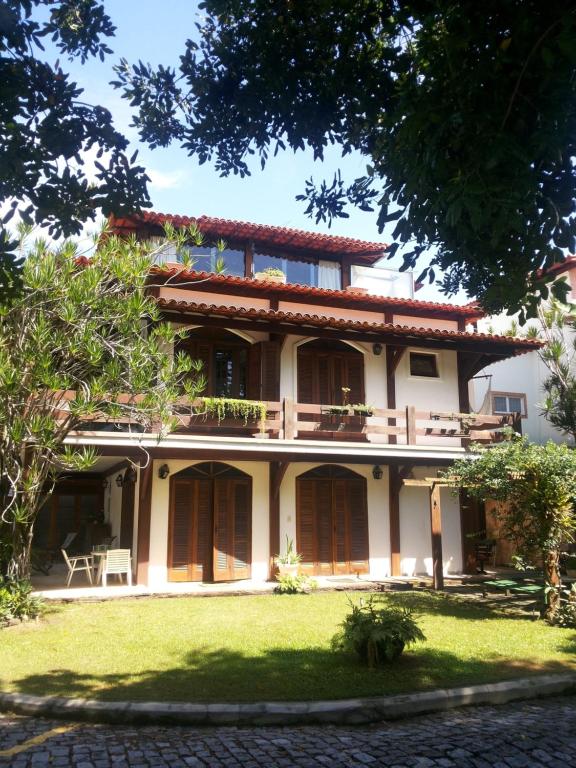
[40,1,465,303]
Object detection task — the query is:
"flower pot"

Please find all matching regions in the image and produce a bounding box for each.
[354,637,405,665]
[254,272,286,284]
[277,563,299,577]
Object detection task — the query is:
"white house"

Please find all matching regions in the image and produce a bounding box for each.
[34,212,540,589]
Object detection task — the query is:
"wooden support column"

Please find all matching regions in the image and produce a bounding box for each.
[385,332,405,446]
[430,483,444,590]
[389,465,401,576]
[269,461,289,579]
[136,460,153,586]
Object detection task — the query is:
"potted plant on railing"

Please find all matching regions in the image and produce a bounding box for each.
[274,537,302,577]
[323,387,352,416]
[198,397,268,432]
[351,403,374,417]
[254,266,287,284]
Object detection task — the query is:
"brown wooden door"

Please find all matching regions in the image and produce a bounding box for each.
[168,469,251,582]
[168,477,212,582]
[296,472,369,575]
[297,344,365,404]
[213,478,252,581]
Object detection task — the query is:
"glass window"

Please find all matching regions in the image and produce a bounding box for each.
[254,253,318,287]
[492,393,526,415]
[409,352,439,378]
[186,245,245,277]
[150,240,244,276]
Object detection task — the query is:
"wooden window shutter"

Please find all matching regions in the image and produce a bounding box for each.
[260,341,280,401]
[296,478,316,574]
[231,479,251,579]
[193,478,213,581]
[315,478,333,574]
[297,350,316,404]
[317,355,331,404]
[246,342,262,400]
[345,355,365,404]
[213,478,252,581]
[347,478,369,572]
[168,479,194,582]
[332,478,349,574]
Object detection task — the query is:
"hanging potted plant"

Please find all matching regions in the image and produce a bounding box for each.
[274,536,302,577]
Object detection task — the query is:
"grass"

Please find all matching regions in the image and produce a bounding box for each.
[1,591,575,702]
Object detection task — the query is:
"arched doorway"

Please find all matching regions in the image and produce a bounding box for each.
[168,462,252,582]
[296,466,369,576]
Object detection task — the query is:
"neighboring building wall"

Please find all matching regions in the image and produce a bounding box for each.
[399,465,462,577]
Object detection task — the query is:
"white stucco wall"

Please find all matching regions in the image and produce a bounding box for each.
[147,458,269,589]
[399,465,462,576]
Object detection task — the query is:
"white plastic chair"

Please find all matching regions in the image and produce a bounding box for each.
[61,543,93,587]
[101,549,132,587]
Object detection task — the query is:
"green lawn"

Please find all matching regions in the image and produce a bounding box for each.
[1,591,574,702]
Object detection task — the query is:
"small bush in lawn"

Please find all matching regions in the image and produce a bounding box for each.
[331,596,426,667]
[274,573,317,594]
[547,583,576,628]
[0,578,44,626]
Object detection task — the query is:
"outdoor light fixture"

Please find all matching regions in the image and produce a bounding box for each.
[373,343,383,356]
[158,464,170,480]
[115,473,124,488]
[372,465,383,480]
[101,477,109,490]
[125,466,137,484]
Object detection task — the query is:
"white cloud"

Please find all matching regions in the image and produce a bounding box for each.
[147,168,187,190]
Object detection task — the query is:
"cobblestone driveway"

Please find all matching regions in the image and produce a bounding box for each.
[1,695,575,767]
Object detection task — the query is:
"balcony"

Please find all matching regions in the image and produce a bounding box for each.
[171,399,516,446]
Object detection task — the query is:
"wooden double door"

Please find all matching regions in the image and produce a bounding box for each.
[168,463,252,582]
[296,466,369,575]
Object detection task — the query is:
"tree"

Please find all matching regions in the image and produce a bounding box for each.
[448,435,576,618]
[115,0,576,317]
[524,300,576,443]
[0,1,151,297]
[0,229,206,581]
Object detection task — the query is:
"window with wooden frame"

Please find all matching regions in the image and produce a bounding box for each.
[409,351,440,378]
[491,392,527,417]
[297,340,365,405]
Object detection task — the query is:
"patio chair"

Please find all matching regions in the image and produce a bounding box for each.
[101,549,132,588]
[61,539,93,587]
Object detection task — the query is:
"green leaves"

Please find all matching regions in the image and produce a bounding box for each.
[116,0,576,314]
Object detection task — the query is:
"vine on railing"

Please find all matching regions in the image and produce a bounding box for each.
[199,397,267,428]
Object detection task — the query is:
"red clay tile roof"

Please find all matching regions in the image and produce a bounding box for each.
[109,212,388,262]
[156,297,541,355]
[150,267,484,320]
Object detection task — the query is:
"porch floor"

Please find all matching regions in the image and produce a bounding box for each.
[31,564,477,601]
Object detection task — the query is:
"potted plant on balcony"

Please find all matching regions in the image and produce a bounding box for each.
[274,536,302,577]
[323,387,352,416]
[254,266,287,284]
[199,397,267,430]
[352,403,374,417]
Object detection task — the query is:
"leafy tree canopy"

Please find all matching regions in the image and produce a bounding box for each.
[115,0,576,318]
[447,434,576,616]
[0,229,205,580]
[0,0,151,296]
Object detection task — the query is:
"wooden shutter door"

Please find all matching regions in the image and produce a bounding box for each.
[296,476,333,575]
[347,478,369,574]
[297,350,315,403]
[260,342,280,401]
[296,478,316,574]
[317,355,331,404]
[345,355,365,404]
[213,478,252,581]
[332,478,349,575]
[168,478,212,582]
[119,477,135,550]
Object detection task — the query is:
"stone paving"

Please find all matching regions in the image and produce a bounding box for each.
[1,695,575,767]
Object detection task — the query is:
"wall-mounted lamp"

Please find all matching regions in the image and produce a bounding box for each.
[125,466,137,484]
[158,463,170,480]
[372,465,383,480]
[101,477,109,490]
[115,473,124,488]
[373,343,383,356]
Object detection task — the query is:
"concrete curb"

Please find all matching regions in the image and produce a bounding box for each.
[1,673,575,726]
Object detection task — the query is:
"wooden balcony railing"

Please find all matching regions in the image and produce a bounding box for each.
[169,399,517,445]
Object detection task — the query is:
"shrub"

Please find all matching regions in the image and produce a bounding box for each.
[0,578,44,626]
[274,573,317,594]
[331,596,426,667]
[547,583,576,629]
